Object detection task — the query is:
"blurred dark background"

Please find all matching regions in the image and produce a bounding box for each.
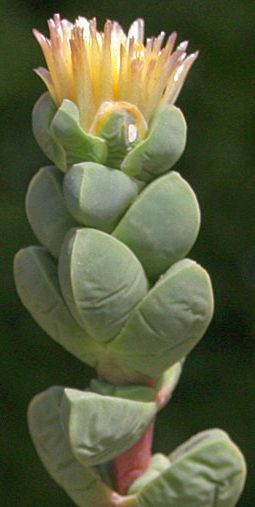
[1,0,254,505]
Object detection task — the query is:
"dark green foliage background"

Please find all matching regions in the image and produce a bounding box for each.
[1,0,254,505]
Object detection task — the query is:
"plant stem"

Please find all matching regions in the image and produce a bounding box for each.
[113,420,155,494]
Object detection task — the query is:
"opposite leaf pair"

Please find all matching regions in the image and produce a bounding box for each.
[28,385,246,507]
[14,241,213,381]
[33,93,186,179]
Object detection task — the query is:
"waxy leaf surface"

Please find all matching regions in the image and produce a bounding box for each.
[28,387,112,507]
[59,228,148,342]
[26,166,76,257]
[62,388,156,466]
[121,106,186,182]
[51,99,107,168]
[14,246,100,366]
[32,92,66,171]
[64,162,138,232]
[111,259,213,376]
[114,172,200,282]
[137,429,246,507]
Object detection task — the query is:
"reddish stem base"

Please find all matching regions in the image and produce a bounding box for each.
[114,420,155,495]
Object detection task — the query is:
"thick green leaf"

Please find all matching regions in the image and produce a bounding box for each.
[62,388,156,466]
[32,92,66,171]
[32,94,107,172]
[129,454,170,495]
[113,172,200,282]
[137,429,247,507]
[121,106,186,182]
[28,387,113,507]
[51,99,107,167]
[14,246,101,366]
[63,163,139,232]
[26,166,76,257]
[58,228,148,342]
[90,378,155,403]
[155,362,184,409]
[110,259,214,376]
[90,362,183,407]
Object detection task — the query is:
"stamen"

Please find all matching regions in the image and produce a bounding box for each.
[177,40,189,51]
[165,31,178,53]
[128,18,144,43]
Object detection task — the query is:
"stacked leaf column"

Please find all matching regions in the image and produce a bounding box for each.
[14,94,246,506]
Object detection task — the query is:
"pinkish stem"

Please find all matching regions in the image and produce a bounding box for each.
[114,420,155,495]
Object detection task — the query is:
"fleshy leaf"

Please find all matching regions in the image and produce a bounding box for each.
[89,363,183,407]
[51,99,107,167]
[113,172,200,282]
[32,92,66,171]
[136,429,247,506]
[121,106,186,182]
[129,454,170,495]
[14,246,101,366]
[26,166,76,257]
[62,388,156,466]
[110,259,214,376]
[63,162,139,232]
[90,379,155,403]
[58,228,148,342]
[155,361,184,409]
[28,387,113,507]
[32,93,107,172]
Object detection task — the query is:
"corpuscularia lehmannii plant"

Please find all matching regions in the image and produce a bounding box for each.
[14,14,247,506]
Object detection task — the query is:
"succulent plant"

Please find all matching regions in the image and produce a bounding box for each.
[14,14,246,506]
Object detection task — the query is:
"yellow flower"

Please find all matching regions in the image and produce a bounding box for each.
[34,14,198,131]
